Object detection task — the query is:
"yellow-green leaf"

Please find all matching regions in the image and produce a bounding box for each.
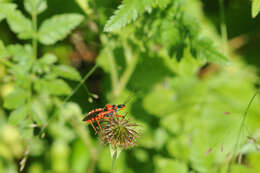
[38,14,84,45]
[252,0,260,18]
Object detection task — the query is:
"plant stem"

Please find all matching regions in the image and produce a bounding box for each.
[111,150,117,173]
[32,11,37,59]
[107,49,119,96]
[219,0,229,56]
[115,53,138,97]
[227,89,260,173]
[63,64,98,103]
[69,118,98,173]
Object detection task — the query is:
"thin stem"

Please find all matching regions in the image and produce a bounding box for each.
[219,0,229,55]
[227,89,260,173]
[111,151,117,173]
[63,64,98,103]
[107,49,119,96]
[38,64,98,139]
[69,118,98,173]
[32,11,37,59]
[115,53,138,97]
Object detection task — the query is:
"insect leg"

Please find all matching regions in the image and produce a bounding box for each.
[96,117,102,130]
[115,114,125,118]
[88,120,97,133]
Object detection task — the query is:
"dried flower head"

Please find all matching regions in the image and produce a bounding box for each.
[99,117,140,149]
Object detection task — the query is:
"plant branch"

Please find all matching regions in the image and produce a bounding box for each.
[219,0,229,55]
[69,118,98,173]
[115,53,138,97]
[111,152,117,173]
[107,49,119,96]
[32,11,37,59]
[63,64,98,103]
[227,88,260,173]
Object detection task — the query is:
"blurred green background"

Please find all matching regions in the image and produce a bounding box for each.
[1,0,260,173]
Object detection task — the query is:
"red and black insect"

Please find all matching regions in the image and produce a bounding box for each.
[83,104,126,133]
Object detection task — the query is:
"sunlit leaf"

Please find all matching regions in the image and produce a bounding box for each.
[192,36,230,65]
[7,44,34,72]
[39,53,57,65]
[51,141,70,172]
[9,105,28,125]
[31,99,47,125]
[104,0,154,32]
[34,79,72,95]
[24,0,47,15]
[53,65,81,81]
[0,40,9,58]
[0,2,16,23]
[3,88,28,109]
[5,9,34,39]
[155,156,188,173]
[38,14,84,45]
[252,0,260,18]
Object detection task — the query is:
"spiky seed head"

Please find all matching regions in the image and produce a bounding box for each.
[99,117,140,149]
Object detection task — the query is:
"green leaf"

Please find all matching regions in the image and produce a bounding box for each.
[143,86,175,117]
[39,53,57,65]
[4,88,28,109]
[24,0,47,15]
[38,14,84,45]
[0,3,16,23]
[0,14,4,23]
[192,37,230,65]
[34,79,72,95]
[7,44,33,61]
[155,156,188,173]
[0,40,9,58]
[7,44,34,72]
[9,105,28,125]
[5,8,34,39]
[252,0,260,18]
[104,0,154,32]
[155,0,171,9]
[53,65,81,81]
[31,99,47,125]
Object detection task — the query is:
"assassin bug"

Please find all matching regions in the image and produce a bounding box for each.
[82,104,126,133]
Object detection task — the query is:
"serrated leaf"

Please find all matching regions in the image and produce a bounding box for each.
[34,79,72,95]
[7,44,34,72]
[9,105,28,125]
[193,37,230,65]
[104,0,154,32]
[39,53,57,65]
[252,0,260,18]
[24,0,47,15]
[5,9,34,39]
[0,40,9,58]
[53,65,81,81]
[155,0,171,9]
[0,3,16,22]
[4,88,28,109]
[7,44,33,61]
[38,14,84,45]
[31,99,47,125]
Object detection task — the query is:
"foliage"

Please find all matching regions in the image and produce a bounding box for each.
[252,0,260,18]
[1,0,260,173]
